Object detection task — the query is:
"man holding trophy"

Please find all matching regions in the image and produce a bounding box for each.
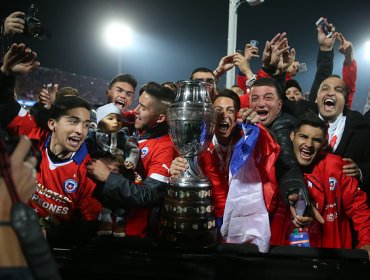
[170,88,280,252]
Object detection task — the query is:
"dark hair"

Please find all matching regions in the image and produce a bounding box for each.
[55,87,79,98]
[161,81,177,93]
[251,77,283,99]
[320,75,350,106]
[50,96,91,120]
[190,67,215,80]
[294,111,327,138]
[108,74,137,90]
[214,89,241,112]
[140,82,176,113]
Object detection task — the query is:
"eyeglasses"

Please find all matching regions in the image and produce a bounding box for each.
[214,106,236,115]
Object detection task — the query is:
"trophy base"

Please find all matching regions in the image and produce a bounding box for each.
[159,227,218,251]
[160,175,218,250]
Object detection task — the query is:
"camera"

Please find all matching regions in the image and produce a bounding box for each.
[24,3,51,40]
[0,128,41,171]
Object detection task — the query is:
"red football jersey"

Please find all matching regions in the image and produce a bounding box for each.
[7,108,102,222]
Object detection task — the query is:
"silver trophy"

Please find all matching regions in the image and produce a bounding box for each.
[161,80,217,249]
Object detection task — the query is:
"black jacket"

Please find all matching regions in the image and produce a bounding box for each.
[268,112,308,203]
[335,110,370,191]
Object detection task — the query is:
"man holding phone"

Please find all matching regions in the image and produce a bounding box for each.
[270,112,370,260]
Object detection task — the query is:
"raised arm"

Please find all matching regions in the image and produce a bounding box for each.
[338,33,357,108]
[309,19,337,109]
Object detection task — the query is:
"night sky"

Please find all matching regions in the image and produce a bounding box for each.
[2,0,370,111]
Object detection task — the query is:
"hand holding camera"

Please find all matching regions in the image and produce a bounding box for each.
[2,4,50,40]
[3,11,25,38]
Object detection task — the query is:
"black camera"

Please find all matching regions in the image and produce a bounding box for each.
[0,128,41,171]
[24,3,51,40]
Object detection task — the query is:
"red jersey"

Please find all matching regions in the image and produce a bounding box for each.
[124,133,176,236]
[271,153,370,249]
[199,124,280,219]
[7,107,102,222]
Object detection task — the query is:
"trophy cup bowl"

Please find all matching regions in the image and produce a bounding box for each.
[161,80,218,249]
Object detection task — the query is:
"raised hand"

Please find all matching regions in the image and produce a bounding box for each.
[1,43,40,76]
[214,54,235,78]
[317,19,338,51]
[38,84,58,109]
[262,32,289,70]
[338,33,353,65]
[278,47,296,73]
[3,11,25,38]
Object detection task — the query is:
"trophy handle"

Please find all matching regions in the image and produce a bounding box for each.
[181,156,205,179]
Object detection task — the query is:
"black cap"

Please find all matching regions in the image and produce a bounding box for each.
[285,79,302,93]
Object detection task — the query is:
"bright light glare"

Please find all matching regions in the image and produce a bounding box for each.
[104,22,132,49]
[365,41,370,60]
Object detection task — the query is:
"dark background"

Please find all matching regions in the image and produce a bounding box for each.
[2,0,370,111]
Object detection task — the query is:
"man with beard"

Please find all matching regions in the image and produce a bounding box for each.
[87,82,177,237]
[170,89,280,252]
[270,112,370,260]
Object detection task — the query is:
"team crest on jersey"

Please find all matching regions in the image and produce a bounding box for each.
[63,179,78,193]
[141,147,149,158]
[329,177,337,191]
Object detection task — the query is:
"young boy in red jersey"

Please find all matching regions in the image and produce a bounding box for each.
[0,43,101,246]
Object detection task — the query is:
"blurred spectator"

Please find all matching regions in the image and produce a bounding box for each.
[14,67,110,106]
[0,136,37,279]
[284,79,303,101]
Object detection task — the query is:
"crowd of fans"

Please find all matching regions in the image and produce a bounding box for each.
[15,66,109,107]
[1,9,370,280]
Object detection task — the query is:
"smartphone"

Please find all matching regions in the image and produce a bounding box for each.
[43,83,53,109]
[249,40,259,48]
[297,63,307,74]
[316,17,333,38]
[295,189,312,217]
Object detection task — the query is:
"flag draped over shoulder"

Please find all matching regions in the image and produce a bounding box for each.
[221,123,271,253]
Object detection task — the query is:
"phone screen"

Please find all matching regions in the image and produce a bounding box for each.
[316,17,333,38]
[297,63,307,73]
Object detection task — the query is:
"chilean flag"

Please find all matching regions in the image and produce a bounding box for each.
[221,123,271,253]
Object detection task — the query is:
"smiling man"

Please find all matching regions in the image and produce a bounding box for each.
[106,74,136,114]
[0,43,102,246]
[170,89,280,251]
[271,112,370,260]
[249,78,311,204]
[88,82,177,237]
[315,75,370,194]
[2,95,102,246]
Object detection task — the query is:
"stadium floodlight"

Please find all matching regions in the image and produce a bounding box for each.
[104,22,132,49]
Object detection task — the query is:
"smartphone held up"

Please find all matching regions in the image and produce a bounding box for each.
[316,17,333,38]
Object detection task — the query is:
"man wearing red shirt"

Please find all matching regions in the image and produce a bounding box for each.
[0,44,102,246]
[270,112,370,260]
[87,82,177,237]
